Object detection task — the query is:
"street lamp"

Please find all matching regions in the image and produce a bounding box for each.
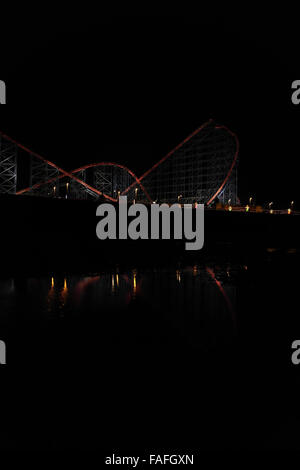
[249,196,253,205]
[177,194,182,203]
[53,186,56,196]
[66,182,69,199]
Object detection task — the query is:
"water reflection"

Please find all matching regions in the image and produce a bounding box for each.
[111,274,115,293]
[206,267,236,328]
[132,270,137,298]
[60,278,68,310]
[0,265,240,348]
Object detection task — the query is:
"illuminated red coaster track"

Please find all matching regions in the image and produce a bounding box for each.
[0,119,239,205]
[124,120,239,205]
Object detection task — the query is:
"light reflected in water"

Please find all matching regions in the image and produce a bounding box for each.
[132,270,137,298]
[60,278,68,309]
[47,277,55,311]
[111,274,115,293]
[0,266,239,347]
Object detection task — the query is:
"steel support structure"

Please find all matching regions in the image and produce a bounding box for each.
[0,134,17,194]
[28,154,60,197]
[218,163,238,205]
[139,122,238,205]
[1,120,239,205]
[93,166,132,200]
[69,170,89,200]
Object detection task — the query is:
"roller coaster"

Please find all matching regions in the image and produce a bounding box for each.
[0,119,239,206]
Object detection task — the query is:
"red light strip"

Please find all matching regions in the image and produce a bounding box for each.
[206,267,236,326]
[70,162,152,203]
[15,161,151,203]
[0,131,115,201]
[121,119,213,196]
[0,120,239,205]
[206,125,239,206]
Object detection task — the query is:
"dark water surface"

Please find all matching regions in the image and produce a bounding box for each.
[0,251,300,450]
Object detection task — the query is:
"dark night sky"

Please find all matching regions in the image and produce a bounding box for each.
[1,12,300,206]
